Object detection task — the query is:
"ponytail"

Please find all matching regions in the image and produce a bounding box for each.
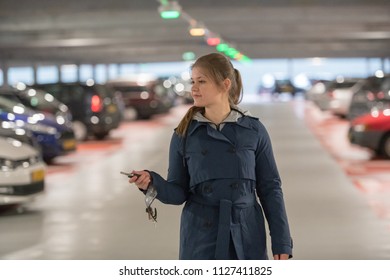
[175,106,203,137]
[231,68,243,105]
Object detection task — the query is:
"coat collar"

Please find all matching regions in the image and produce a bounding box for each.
[188,106,257,136]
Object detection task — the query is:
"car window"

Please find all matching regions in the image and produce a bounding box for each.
[112,85,148,93]
[380,78,390,101]
[0,96,34,115]
[19,89,63,112]
[329,81,357,89]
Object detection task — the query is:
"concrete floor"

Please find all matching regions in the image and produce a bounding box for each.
[1,99,389,260]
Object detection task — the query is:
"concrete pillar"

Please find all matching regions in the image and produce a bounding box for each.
[57,64,62,82]
[92,64,97,81]
[32,64,38,84]
[76,63,81,82]
[1,62,9,88]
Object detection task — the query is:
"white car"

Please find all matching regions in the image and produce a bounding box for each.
[0,137,45,205]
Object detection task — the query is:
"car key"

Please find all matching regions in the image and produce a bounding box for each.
[120,171,140,178]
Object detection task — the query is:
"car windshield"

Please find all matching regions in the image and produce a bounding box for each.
[111,85,148,93]
[0,96,35,115]
[19,88,65,112]
[84,84,115,98]
[329,81,357,89]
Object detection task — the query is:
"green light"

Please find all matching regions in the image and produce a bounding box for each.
[239,55,252,63]
[226,47,239,58]
[160,10,181,19]
[216,43,229,52]
[182,52,196,61]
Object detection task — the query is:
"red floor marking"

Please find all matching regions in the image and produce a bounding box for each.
[302,101,390,232]
[77,137,123,151]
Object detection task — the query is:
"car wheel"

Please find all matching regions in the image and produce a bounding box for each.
[73,121,88,141]
[94,132,109,140]
[380,133,390,158]
[124,106,138,121]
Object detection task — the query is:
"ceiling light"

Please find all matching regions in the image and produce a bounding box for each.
[158,1,182,19]
[205,32,221,46]
[189,22,206,36]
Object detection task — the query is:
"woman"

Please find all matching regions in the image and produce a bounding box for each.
[129,53,293,260]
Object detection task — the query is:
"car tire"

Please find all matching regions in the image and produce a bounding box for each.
[94,132,109,140]
[73,120,88,141]
[124,106,138,121]
[379,133,390,159]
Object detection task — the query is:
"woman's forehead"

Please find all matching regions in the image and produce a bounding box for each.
[191,67,208,79]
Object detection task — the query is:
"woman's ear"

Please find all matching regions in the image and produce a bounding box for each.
[223,78,232,92]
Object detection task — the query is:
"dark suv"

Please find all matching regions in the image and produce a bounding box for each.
[107,76,176,119]
[33,82,123,141]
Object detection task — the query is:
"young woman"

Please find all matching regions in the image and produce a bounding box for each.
[129,53,293,260]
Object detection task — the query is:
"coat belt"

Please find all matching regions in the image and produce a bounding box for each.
[189,193,256,259]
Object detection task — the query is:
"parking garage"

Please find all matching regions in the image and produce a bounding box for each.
[0,0,390,278]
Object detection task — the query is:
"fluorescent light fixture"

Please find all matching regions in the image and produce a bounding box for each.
[189,22,206,36]
[158,1,182,19]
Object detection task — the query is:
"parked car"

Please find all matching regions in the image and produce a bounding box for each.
[0,120,41,153]
[347,75,390,120]
[326,78,363,117]
[258,78,303,98]
[349,109,390,158]
[306,78,362,113]
[0,85,73,130]
[107,74,176,119]
[33,81,123,141]
[305,80,332,104]
[0,96,75,162]
[0,136,45,206]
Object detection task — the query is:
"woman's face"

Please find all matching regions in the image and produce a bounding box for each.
[191,67,226,108]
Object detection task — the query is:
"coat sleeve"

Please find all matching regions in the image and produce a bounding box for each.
[254,121,293,257]
[148,132,190,205]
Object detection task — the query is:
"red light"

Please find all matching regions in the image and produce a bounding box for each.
[91,95,102,112]
[377,91,385,99]
[206,37,221,46]
[367,92,375,101]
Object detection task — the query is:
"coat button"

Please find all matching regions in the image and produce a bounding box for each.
[228,147,236,153]
[201,149,208,155]
[203,220,213,228]
[230,183,239,189]
[204,185,212,193]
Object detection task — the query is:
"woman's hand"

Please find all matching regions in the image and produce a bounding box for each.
[129,170,151,190]
[273,254,289,260]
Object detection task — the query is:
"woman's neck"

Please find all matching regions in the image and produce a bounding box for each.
[204,103,231,125]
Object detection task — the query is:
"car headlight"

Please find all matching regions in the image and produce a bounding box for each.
[0,158,16,171]
[0,155,40,171]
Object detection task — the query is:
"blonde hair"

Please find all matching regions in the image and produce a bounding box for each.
[176,53,243,136]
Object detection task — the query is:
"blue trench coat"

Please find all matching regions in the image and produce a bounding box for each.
[149,109,293,260]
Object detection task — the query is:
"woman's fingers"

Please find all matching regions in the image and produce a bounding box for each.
[128,170,151,190]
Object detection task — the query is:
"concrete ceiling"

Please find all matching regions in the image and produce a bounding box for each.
[0,0,389,66]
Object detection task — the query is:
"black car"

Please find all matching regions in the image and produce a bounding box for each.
[33,82,123,141]
[107,75,176,119]
[258,78,303,98]
[347,75,390,121]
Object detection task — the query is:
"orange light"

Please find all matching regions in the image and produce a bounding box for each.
[189,27,205,36]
